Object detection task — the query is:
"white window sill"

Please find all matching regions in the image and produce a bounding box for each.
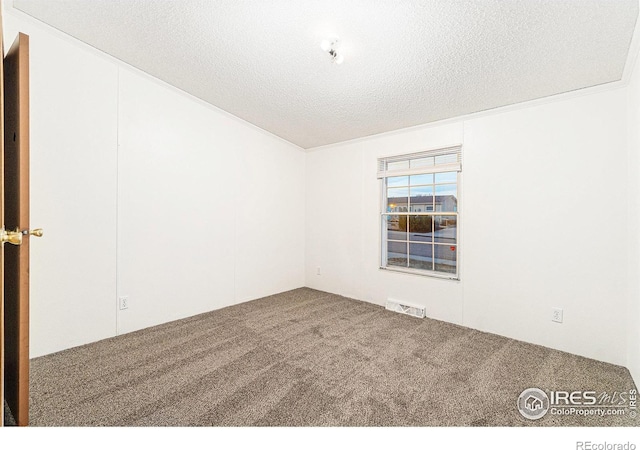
[379,265,460,281]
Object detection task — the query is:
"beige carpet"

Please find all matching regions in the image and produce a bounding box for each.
[25,288,638,426]
[3,400,16,426]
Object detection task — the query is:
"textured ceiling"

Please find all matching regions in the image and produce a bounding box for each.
[11,0,639,149]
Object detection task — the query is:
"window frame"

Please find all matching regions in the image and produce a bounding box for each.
[378,146,461,280]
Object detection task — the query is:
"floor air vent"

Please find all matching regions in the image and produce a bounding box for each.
[385,300,426,319]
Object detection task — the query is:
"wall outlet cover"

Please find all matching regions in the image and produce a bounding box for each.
[552,307,563,323]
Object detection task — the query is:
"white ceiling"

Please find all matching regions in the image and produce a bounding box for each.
[11,0,639,149]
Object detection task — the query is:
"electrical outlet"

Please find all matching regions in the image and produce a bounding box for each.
[316,267,321,275]
[119,296,129,310]
[552,307,563,323]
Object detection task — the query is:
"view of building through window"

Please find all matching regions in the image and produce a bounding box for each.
[380,150,460,277]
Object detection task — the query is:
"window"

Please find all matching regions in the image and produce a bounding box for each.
[378,146,461,278]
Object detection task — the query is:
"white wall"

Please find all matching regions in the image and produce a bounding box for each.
[463,94,627,364]
[117,68,305,334]
[4,11,305,356]
[4,13,119,357]
[306,88,629,366]
[627,46,640,384]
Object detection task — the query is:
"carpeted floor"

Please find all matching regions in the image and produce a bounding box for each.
[3,400,16,426]
[24,288,638,426]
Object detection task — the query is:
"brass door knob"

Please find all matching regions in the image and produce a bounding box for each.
[28,228,43,237]
[1,228,22,246]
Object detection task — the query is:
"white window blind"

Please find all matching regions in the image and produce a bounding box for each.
[377,145,462,179]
